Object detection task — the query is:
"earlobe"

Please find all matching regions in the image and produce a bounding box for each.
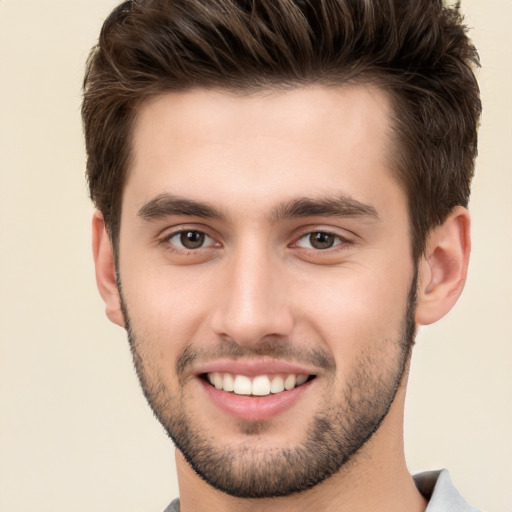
[92,211,125,328]
[415,206,471,326]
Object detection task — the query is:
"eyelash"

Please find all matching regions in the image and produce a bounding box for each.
[160,227,353,255]
[161,229,218,253]
[298,229,348,247]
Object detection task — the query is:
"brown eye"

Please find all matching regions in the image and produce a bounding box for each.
[168,230,213,250]
[180,231,205,249]
[296,231,343,250]
[309,232,336,249]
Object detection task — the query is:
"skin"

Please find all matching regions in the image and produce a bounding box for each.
[93,85,471,512]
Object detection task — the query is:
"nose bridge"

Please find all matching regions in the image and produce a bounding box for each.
[211,236,293,345]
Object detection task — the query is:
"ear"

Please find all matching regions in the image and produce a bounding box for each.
[92,211,125,327]
[415,206,471,325]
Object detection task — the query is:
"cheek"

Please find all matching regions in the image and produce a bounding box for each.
[293,265,413,362]
[120,260,220,347]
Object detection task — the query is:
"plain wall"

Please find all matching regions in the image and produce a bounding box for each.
[0,1,510,510]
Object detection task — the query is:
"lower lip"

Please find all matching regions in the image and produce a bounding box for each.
[200,378,314,421]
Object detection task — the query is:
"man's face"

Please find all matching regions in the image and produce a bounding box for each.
[115,86,417,497]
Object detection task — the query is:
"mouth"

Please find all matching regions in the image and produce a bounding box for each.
[195,360,319,421]
[202,372,315,396]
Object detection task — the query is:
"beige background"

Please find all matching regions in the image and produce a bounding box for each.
[0,1,510,510]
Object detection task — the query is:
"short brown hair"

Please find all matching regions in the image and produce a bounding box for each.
[82,0,481,259]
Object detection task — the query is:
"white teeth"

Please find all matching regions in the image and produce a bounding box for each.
[233,375,252,395]
[284,374,296,390]
[252,375,271,396]
[270,376,285,394]
[296,374,308,386]
[213,372,223,390]
[223,373,234,392]
[206,372,310,395]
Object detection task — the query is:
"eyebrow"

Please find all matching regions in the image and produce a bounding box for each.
[271,196,379,222]
[138,193,226,221]
[137,193,379,223]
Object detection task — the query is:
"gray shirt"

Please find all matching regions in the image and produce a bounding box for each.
[163,469,482,511]
[414,469,483,511]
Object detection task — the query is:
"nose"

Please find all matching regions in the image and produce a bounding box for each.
[210,243,294,347]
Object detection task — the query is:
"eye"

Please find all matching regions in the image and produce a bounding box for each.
[296,231,344,250]
[168,230,214,250]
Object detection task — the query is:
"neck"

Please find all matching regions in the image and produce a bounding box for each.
[175,386,427,512]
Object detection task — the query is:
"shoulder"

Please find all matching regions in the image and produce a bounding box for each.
[162,498,180,512]
[414,469,484,512]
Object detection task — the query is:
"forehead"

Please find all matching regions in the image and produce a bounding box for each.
[125,85,402,220]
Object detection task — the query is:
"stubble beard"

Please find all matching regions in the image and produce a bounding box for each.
[119,272,417,499]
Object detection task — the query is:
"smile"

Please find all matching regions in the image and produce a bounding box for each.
[206,372,311,396]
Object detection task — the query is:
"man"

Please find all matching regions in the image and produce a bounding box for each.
[82,0,482,510]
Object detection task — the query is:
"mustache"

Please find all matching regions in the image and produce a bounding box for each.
[175,338,336,379]
[118,289,334,379]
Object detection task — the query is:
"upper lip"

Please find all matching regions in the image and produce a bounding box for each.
[195,359,318,377]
